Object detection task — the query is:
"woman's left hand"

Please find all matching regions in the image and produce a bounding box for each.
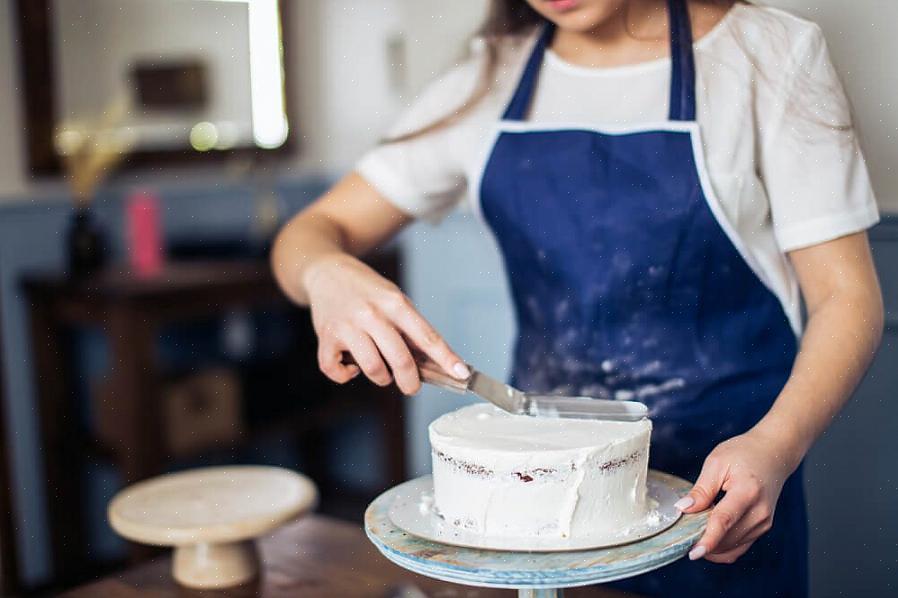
[675,430,800,564]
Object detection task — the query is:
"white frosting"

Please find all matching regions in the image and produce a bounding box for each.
[429,404,651,538]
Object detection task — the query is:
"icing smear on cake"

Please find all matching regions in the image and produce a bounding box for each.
[429,404,652,539]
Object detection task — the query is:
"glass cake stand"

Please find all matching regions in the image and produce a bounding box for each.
[365,470,709,598]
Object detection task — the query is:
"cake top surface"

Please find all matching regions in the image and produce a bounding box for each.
[429,403,651,452]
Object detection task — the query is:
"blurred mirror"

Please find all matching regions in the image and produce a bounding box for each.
[17,0,291,174]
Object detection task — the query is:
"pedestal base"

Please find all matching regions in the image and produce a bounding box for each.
[519,589,562,598]
[173,540,259,589]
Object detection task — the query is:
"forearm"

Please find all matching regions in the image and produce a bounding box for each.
[272,211,353,306]
[271,172,413,307]
[752,287,883,469]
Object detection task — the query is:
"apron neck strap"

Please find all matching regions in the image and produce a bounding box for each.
[501,0,697,123]
[502,24,555,121]
[667,0,696,121]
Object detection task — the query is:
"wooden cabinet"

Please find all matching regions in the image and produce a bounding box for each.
[24,256,405,587]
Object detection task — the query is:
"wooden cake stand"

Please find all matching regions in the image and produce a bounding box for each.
[108,466,317,589]
[365,470,708,598]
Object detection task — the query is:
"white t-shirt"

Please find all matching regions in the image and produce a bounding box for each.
[357,3,878,333]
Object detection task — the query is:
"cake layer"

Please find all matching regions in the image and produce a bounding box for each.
[429,404,651,538]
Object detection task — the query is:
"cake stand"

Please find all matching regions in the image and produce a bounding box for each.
[365,470,708,598]
[109,466,318,589]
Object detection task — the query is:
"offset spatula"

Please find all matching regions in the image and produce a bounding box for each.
[343,353,647,422]
[416,358,648,422]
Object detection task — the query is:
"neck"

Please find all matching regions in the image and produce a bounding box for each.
[551,0,671,68]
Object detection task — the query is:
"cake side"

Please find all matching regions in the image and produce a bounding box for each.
[429,404,651,538]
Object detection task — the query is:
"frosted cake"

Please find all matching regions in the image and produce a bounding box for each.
[429,404,652,539]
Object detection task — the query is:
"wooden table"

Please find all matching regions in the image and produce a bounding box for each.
[62,515,640,598]
[23,257,405,587]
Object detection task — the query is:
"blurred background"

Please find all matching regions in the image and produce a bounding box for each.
[0,0,895,596]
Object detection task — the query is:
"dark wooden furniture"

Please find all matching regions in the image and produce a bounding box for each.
[61,515,640,598]
[23,258,405,587]
[14,0,296,175]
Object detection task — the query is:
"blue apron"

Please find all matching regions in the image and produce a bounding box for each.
[476,1,807,595]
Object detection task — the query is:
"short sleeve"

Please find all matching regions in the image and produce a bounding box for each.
[759,24,879,252]
[355,54,485,223]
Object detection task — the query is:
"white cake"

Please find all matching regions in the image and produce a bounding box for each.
[429,404,652,539]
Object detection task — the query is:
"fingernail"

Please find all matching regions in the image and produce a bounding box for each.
[453,362,471,379]
[688,545,706,561]
[674,496,694,511]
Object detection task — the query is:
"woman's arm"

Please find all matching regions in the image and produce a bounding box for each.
[271,172,470,395]
[679,231,883,563]
[273,172,412,304]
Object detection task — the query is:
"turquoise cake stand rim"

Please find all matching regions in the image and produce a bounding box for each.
[365,470,709,590]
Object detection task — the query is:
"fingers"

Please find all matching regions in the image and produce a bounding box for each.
[689,482,756,560]
[317,341,361,384]
[677,455,727,514]
[704,542,753,565]
[366,316,422,395]
[710,503,773,554]
[383,292,469,379]
[315,285,466,390]
[341,329,393,387]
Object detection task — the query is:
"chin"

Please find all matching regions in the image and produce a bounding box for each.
[526,0,629,32]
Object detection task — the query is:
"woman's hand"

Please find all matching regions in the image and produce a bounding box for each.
[303,253,470,395]
[675,429,801,564]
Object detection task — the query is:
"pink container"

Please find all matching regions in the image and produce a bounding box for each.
[126,189,165,277]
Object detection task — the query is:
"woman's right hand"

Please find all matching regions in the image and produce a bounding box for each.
[302,253,470,395]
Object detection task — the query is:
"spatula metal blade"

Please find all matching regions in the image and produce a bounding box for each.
[524,395,648,421]
[466,371,526,414]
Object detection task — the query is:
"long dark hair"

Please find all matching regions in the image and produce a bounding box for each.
[388,0,851,143]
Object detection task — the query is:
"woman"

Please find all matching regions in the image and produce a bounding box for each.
[272,1,883,596]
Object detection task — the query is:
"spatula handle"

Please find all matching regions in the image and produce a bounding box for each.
[340,352,470,393]
[416,356,471,393]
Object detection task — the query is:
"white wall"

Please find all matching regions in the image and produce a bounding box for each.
[285,0,484,173]
[289,0,404,173]
[396,0,486,97]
